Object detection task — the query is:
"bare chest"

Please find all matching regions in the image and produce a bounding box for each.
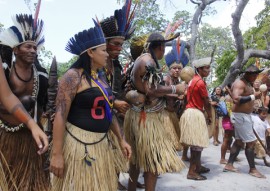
[8,70,35,97]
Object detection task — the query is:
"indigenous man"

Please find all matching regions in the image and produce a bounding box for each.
[124,32,186,191]
[0,14,50,190]
[180,57,212,181]
[223,64,265,178]
[100,0,139,189]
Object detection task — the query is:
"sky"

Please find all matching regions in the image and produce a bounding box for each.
[0,0,265,63]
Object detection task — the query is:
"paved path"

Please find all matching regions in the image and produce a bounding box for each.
[119,138,270,191]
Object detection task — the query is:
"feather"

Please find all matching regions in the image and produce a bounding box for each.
[164,23,172,39]
[34,0,42,29]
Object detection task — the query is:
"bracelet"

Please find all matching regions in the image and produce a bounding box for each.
[171,85,176,94]
[250,94,255,101]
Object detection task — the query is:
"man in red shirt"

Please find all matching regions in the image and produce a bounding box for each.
[180,57,212,180]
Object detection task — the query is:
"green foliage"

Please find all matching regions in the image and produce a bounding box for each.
[131,0,169,35]
[38,47,53,71]
[196,23,233,59]
[214,50,237,86]
[57,56,78,78]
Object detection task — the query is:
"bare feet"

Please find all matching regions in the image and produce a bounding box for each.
[213,141,219,146]
[220,159,228,164]
[223,164,239,173]
[249,169,266,179]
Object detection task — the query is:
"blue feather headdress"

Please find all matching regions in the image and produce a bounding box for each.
[0,14,44,50]
[100,0,136,40]
[165,38,189,68]
[65,19,106,55]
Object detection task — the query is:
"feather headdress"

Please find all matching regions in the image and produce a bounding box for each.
[0,14,44,50]
[65,19,106,55]
[165,37,189,68]
[0,0,44,50]
[0,0,44,51]
[100,0,137,40]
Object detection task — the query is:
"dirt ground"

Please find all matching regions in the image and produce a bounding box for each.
[119,137,270,191]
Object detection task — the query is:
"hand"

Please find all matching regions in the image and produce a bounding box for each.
[175,84,186,95]
[114,100,130,114]
[50,153,65,178]
[119,139,132,160]
[29,121,49,155]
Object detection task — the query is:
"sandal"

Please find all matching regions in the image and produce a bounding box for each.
[136,182,145,189]
[223,167,239,173]
[249,171,266,179]
[187,174,207,181]
[197,166,210,174]
[117,182,127,190]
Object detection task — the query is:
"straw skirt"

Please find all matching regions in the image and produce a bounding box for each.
[0,128,50,191]
[162,110,182,150]
[180,108,209,148]
[108,130,128,173]
[124,109,185,174]
[51,122,117,191]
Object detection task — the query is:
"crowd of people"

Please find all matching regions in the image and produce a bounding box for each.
[0,0,270,191]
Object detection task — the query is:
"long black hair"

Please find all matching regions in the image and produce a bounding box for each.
[147,41,164,69]
[69,50,94,86]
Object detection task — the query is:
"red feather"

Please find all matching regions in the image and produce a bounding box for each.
[34,0,42,28]
[126,0,131,20]
[126,1,137,30]
[177,37,180,55]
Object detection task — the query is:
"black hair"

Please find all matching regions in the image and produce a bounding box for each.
[258,106,269,113]
[69,50,95,86]
[0,44,12,67]
[147,41,164,69]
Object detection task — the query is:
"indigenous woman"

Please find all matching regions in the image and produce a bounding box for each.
[220,84,234,164]
[50,19,131,191]
[210,86,225,146]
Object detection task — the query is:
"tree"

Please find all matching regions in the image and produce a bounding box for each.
[188,0,221,64]
[221,0,270,87]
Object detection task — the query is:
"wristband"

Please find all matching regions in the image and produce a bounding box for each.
[239,95,252,104]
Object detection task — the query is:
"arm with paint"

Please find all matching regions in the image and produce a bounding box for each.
[0,56,48,154]
[50,69,80,178]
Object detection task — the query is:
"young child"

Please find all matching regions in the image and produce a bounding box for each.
[251,106,270,167]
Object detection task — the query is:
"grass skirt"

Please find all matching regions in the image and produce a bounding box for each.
[180,108,209,148]
[0,128,50,191]
[163,110,182,150]
[124,109,185,174]
[51,122,117,191]
[0,151,10,191]
[108,130,128,173]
